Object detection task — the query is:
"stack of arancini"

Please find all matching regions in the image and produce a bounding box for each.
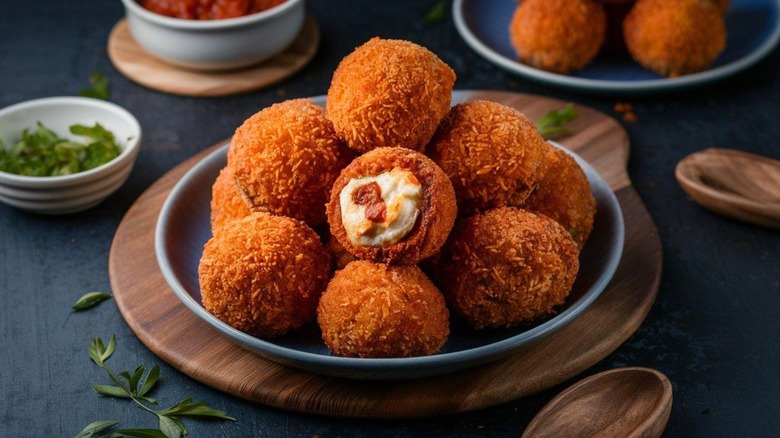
[199,37,597,359]
[509,0,728,78]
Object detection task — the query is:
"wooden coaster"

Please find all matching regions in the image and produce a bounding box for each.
[107,16,319,97]
[109,91,662,418]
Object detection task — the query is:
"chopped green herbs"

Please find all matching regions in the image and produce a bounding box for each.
[536,104,578,140]
[80,71,110,100]
[78,336,235,438]
[0,122,121,176]
[423,0,446,24]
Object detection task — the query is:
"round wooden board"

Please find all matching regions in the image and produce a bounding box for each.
[107,16,319,97]
[109,91,662,418]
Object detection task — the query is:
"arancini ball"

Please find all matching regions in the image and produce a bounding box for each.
[317,261,449,358]
[199,212,331,338]
[438,207,579,329]
[623,0,726,77]
[210,166,251,235]
[522,146,596,250]
[427,100,550,216]
[327,147,457,265]
[327,37,456,153]
[227,99,355,227]
[510,0,607,74]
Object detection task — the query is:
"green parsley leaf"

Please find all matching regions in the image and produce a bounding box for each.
[73,292,112,311]
[536,104,578,140]
[157,416,182,438]
[139,366,160,397]
[80,70,110,100]
[94,384,132,399]
[423,0,446,24]
[157,398,236,421]
[113,429,170,438]
[74,420,119,438]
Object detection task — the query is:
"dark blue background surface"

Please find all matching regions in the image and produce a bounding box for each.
[1,1,779,437]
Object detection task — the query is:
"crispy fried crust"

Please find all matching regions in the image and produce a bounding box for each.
[327,147,457,264]
[227,99,355,227]
[427,100,550,216]
[317,261,449,358]
[439,207,579,329]
[509,0,607,74]
[522,146,596,250]
[210,166,251,235]
[623,0,726,77]
[198,212,331,338]
[327,37,456,153]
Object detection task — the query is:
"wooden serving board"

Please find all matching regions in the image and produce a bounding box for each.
[109,91,662,418]
[107,16,319,97]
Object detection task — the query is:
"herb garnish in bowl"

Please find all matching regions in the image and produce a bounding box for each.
[0,122,122,177]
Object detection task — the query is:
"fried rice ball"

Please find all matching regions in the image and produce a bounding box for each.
[227,99,355,227]
[509,0,607,74]
[522,146,596,250]
[623,0,726,77]
[327,37,456,153]
[317,261,449,358]
[438,207,579,329]
[327,147,457,265]
[427,100,550,216]
[199,212,331,338]
[210,166,251,235]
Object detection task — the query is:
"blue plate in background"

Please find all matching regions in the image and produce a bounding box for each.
[453,0,780,94]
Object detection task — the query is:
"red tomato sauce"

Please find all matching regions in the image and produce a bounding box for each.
[139,0,287,20]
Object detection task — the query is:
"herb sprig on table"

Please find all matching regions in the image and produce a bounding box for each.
[80,70,110,100]
[76,335,235,438]
[536,104,578,140]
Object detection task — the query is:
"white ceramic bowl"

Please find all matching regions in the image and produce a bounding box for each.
[120,0,305,71]
[0,97,142,215]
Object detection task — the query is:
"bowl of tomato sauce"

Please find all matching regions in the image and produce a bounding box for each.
[120,0,304,71]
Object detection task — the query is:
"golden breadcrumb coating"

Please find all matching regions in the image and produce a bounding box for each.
[327,147,457,264]
[227,99,355,227]
[427,100,550,216]
[327,37,456,153]
[522,146,596,250]
[210,166,251,235]
[199,212,331,338]
[510,0,607,74]
[623,0,726,77]
[317,261,449,358]
[439,207,579,329]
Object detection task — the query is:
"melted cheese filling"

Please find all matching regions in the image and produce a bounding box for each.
[339,168,422,247]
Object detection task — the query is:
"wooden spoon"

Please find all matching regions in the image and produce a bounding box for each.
[675,148,780,228]
[522,367,672,438]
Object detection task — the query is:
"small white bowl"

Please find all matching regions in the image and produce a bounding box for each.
[0,97,142,215]
[120,0,305,71]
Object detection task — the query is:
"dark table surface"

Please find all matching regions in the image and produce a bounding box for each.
[2,1,779,437]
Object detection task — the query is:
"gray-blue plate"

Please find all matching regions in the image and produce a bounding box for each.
[155,94,625,380]
[453,0,780,95]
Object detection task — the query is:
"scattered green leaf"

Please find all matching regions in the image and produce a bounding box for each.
[79,336,235,437]
[80,70,110,100]
[536,104,578,140]
[73,292,112,312]
[423,0,446,24]
[75,420,119,438]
